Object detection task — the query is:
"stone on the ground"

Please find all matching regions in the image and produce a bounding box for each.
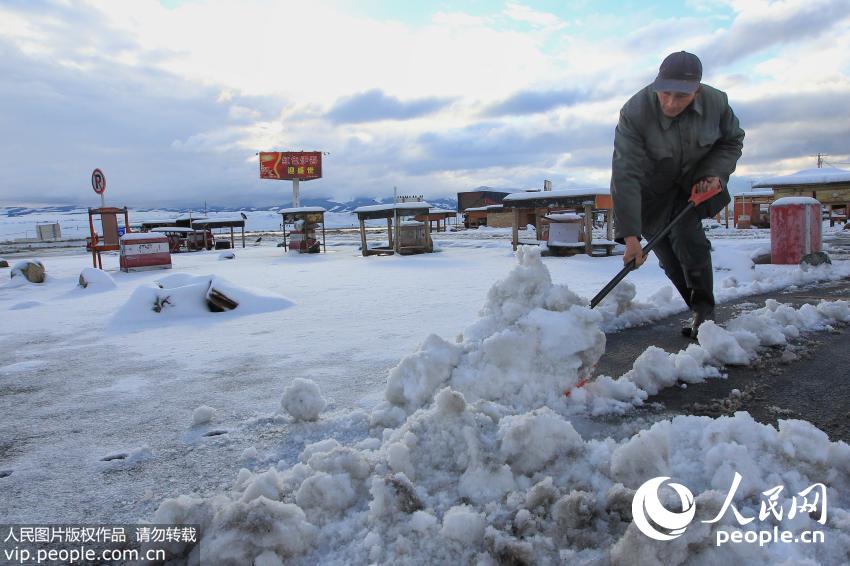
[800,251,831,267]
[10,260,45,283]
[218,251,236,260]
[0,258,9,268]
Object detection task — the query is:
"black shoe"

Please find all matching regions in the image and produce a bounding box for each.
[681,310,714,339]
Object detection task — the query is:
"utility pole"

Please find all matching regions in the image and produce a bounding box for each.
[817,153,827,168]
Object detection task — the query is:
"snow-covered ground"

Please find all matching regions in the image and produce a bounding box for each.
[2,226,850,564]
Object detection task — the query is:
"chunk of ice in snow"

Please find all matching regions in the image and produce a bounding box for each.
[281,378,327,422]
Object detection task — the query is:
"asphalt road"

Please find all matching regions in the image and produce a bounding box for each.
[598,276,850,442]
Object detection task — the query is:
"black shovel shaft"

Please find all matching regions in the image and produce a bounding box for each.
[590,202,696,309]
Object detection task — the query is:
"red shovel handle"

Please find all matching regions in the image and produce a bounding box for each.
[689,182,722,206]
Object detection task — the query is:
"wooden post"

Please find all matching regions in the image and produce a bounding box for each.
[583,204,593,256]
[241,224,246,248]
[393,213,400,254]
[359,218,369,256]
[829,205,834,227]
[511,208,519,251]
[88,209,97,268]
[606,208,613,241]
[230,226,235,249]
[387,218,393,248]
[425,212,433,252]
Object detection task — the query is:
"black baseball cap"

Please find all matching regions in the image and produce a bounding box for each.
[652,51,702,93]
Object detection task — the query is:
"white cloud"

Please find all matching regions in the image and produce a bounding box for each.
[0,0,849,206]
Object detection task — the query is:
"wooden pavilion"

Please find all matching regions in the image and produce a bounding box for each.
[352,202,433,256]
[501,189,616,256]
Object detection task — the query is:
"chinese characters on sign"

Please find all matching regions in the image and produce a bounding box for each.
[259,151,322,181]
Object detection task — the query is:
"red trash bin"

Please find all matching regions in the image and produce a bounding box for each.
[770,197,821,264]
[120,233,172,272]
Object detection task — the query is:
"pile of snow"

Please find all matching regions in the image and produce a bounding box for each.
[111,273,294,328]
[77,267,116,290]
[575,299,850,415]
[371,246,604,426]
[281,378,327,422]
[150,250,850,564]
[192,405,216,426]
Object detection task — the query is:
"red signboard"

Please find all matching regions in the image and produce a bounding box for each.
[259,151,322,181]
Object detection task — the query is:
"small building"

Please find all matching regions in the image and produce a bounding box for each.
[191,216,247,249]
[753,167,850,226]
[501,189,615,256]
[36,222,61,241]
[462,206,488,228]
[733,189,774,228]
[457,188,512,214]
[484,205,513,228]
[352,202,433,256]
[280,207,326,253]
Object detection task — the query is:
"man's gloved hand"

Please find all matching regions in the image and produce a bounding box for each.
[694,176,721,194]
[623,235,646,267]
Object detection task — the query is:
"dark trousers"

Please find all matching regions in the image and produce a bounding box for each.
[644,201,715,315]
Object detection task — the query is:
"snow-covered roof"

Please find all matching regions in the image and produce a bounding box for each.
[463,206,488,212]
[192,216,246,224]
[734,189,774,198]
[457,187,522,194]
[503,188,610,203]
[353,202,432,214]
[752,167,850,187]
[149,226,197,233]
[175,214,208,222]
[120,232,167,241]
[278,207,327,214]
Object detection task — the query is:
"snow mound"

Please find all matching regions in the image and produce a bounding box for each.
[154,403,850,564]
[192,405,216,426]
[150,253,850,564]
[573,298,850,415]
[111,273,294,328]
[372,246,604,426]
[77,267,116,290]
[281,378,327,422]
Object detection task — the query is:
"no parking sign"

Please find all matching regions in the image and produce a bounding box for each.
[91,168,106,195]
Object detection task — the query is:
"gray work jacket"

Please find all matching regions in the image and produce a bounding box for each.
[610,84,744,240]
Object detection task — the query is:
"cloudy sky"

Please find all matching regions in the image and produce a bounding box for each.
[2,0,850,208]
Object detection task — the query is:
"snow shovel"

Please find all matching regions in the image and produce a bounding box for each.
[589,184,722,309]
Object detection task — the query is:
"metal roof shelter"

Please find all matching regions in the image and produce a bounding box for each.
[139,220,177,231]
[149,226,213,252]
[753,167,850,226]
[279,207,326,253]
[191,216,247,249]
[352,202,433,256]
[502,189,615,255]
[414,209,457,232]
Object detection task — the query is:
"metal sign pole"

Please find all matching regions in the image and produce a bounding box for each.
[293,179,300,208]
